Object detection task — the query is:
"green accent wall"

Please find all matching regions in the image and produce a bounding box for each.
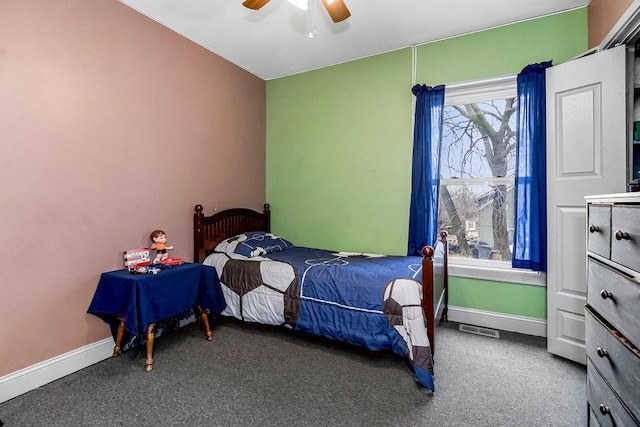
[449,277,547,320]
[266,9,587,319]
[414,11,588,85]
[267,48,414,254]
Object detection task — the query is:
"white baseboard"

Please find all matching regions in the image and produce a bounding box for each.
[0,337,113,404]
[446,305,547,337]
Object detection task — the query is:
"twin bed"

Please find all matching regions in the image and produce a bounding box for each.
[193,203,449,391]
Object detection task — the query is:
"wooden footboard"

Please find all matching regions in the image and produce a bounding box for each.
[193,204,448,354]
[421,231,449,354]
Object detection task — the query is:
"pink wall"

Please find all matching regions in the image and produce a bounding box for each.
[588,0,634,48]
[0,0,265,376]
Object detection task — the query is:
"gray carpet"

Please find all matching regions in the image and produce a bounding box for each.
[0,319,586,426]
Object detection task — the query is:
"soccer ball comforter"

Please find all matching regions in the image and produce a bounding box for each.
[203,232,435,391]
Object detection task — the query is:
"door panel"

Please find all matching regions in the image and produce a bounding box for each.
[558,87,599,176]
[557,206,586,295]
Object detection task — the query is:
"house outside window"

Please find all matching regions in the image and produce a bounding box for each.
[439,76,543,285]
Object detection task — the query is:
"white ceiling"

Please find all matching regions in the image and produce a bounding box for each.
[120,0,589,80]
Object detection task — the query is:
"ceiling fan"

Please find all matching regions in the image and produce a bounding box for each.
[242,0,351,23]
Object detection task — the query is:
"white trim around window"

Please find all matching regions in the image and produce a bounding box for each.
[444,74,517,105]
[448,257,546,286]
[442,74,546,287]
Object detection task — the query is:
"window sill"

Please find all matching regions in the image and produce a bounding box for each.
[447,258,546,286]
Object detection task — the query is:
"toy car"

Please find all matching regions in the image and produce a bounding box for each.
[160,257,184,266]
[128,266,162,275]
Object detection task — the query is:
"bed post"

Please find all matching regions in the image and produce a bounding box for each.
[440,230,449,322]
[263,203,271,232]
[194,204,204,263]
[421,245,435,354]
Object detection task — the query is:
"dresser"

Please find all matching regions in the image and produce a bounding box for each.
[585,193,640,426]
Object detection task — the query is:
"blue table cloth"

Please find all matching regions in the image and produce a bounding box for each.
[87,263,225,336]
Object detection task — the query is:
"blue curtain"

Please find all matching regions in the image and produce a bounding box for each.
[513,61,552,271]
[408,84,445,256]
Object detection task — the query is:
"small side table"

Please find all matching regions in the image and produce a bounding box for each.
[87,263,225,371]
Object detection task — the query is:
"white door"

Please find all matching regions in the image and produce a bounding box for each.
[546,45,627,363]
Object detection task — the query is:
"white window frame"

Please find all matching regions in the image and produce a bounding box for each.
[442,75,545,287]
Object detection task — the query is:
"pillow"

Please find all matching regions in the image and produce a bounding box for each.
[215,231,294,258]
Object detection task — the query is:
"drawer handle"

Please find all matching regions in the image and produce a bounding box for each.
[596,347,609,358]
[614,229,629,240]
[589,224,600,233]
[599,404,611,416]
[600,289,613,300]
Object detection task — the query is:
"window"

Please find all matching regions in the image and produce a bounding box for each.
[438,76,543,285]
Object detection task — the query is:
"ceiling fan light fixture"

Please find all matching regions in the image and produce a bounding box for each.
[288,0,308,10]
[243,0,351,24]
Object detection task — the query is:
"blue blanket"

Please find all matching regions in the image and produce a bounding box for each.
[205,246,435,391]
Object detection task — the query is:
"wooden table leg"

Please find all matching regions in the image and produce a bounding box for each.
[113,320,125,357]
[200,309,213,341]
[145,323,155,372]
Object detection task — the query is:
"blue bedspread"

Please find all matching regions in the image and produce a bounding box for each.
[268,249,419,338]
[204,245,435,391]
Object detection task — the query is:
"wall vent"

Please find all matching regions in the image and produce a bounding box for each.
[458,324,500,338]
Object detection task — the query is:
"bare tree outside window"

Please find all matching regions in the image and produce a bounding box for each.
[439,98,517,262]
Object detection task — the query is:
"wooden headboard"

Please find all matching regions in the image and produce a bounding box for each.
[193,204,271,263]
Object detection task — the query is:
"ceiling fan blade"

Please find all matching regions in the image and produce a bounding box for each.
[320,0,351,23]
[242,0,271,10]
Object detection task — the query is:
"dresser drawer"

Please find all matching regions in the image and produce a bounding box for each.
[588,204,611,259]
[610,205,640,272]
[585,306,640,420]
[587,360,639,427]
[587,258,640,347]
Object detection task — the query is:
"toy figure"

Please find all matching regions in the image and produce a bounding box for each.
[150,229,173,263]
